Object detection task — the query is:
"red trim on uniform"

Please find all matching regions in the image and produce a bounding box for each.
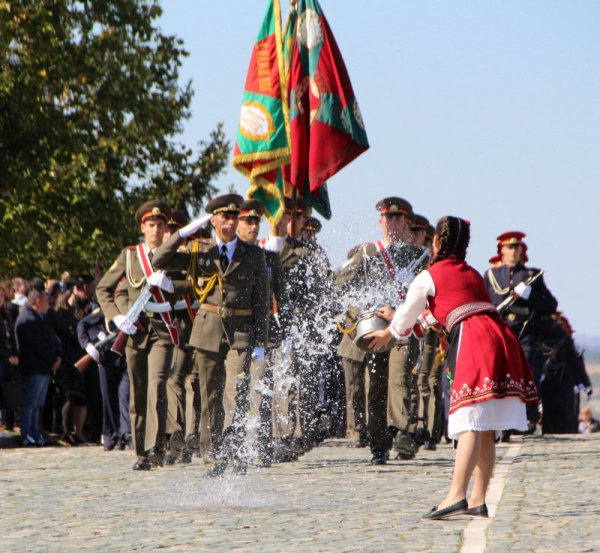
[136,244,179,346]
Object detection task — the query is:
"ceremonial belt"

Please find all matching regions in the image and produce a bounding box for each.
[200,303,252,318]
[446,302,496,333]
[136,244,179,346]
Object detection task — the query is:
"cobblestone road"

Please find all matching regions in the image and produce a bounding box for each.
[2,432,599,553]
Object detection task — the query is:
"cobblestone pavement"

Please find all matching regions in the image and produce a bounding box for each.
[1,433,599,553]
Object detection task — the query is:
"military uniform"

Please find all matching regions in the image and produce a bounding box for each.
[152,195,269,474]
[96,200,182,470]
[335,197,429,463]
[237,200,286,466]
[484,231,558,431]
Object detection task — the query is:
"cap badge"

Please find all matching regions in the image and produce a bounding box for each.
[151,207,161,216]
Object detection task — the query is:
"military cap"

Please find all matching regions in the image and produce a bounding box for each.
[284,197,312,216]
[375,196,413,217]
[496,231,526,246]
[303,216,322,233]
[205,193,244,215]
[410,214,429,231]
[167,209,189,228]
[239,199,265,220]
[135,199,172,224]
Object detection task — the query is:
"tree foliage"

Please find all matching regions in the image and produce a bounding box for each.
[0,1,230,278]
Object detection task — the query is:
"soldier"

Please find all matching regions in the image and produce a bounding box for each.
[237,199,285,466]
[410,214,442,451]
[484,231,558,435]
[162,209,200,464]
[261,198,316,461]
[335,197,429,464]
[96,199,181,470]
[152,194,269,476]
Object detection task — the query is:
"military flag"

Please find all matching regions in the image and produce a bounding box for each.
[233,0,290,224]
[283,0,369,219]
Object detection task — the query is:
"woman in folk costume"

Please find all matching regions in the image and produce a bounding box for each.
[366,216,537,520]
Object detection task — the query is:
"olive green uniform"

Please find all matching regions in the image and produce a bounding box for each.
[153,233,269,463]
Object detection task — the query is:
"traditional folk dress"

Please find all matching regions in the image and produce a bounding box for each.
[389,258,538,439]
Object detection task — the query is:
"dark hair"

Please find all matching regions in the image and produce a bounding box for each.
[431,216,470,264]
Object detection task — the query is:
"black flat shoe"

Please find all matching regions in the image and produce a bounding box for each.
[422,498,468,520]
[466,504,489,518]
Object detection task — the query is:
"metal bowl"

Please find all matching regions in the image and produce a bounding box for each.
[354,309,397,353]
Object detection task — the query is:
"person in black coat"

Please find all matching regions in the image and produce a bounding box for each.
[0,284,19,430]
[15,280,61,446]
[77,308,130,450]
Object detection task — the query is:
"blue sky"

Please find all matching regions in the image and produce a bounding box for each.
[159,1,600,339]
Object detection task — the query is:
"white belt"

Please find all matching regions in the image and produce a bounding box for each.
[145,301,172,314]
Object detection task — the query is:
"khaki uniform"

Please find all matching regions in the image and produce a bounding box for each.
[153,232,269,462]
[96,247,181,459]
[335,240,428,455]
[271,236,310,446]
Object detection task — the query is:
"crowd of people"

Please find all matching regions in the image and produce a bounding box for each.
[0,195,596,488]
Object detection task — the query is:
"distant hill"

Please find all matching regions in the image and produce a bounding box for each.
[576,335,600,363]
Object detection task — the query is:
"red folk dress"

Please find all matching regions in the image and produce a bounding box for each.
[390,258,538,437]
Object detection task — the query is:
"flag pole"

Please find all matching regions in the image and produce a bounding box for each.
[291,186,298,238]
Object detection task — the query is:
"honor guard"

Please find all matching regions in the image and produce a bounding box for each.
[484,231,558,433]
[237,199,286,466]
[96,199,181,470]
[152,194,269,476]
[409,214,443,450]
[162,209,202,464]
[261,198,318,461]
[335,197,429,464]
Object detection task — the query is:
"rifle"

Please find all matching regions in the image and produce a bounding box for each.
[496,269,544,314]
[73,331,117,373]
[110,279,158,356]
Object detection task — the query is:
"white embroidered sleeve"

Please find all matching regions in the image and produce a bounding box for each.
[390,270,436,340]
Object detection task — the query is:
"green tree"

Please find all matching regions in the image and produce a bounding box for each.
[0,1,230,278]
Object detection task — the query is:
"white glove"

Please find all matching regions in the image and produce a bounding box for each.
[85,343,101,363]
[264,235,286,253]
[146,272,174,293]
[113,314,137,336]
[179,214,212,238]
[252,347,265,362]
[513,282,532,300]
[97,331,107,341]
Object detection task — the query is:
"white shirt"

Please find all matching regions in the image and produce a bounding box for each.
[216,236,238,263]
[389,270,436,340]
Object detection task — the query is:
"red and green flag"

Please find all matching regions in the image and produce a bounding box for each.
[232,0,290,225]
[283,0,369,219]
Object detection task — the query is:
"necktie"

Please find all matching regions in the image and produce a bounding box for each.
[220,245,229,271]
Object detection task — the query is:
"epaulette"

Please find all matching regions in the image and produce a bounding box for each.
[124,245,137,250]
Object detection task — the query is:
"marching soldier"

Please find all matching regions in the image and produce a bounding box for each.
[237,199,285,466]
[96,199,181,470]
[335,197,429,464]
[410,214,442,451]
[484,231,558,434]
[152,194,269,476]
[262,198,315,461]
[162,209,200,464]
